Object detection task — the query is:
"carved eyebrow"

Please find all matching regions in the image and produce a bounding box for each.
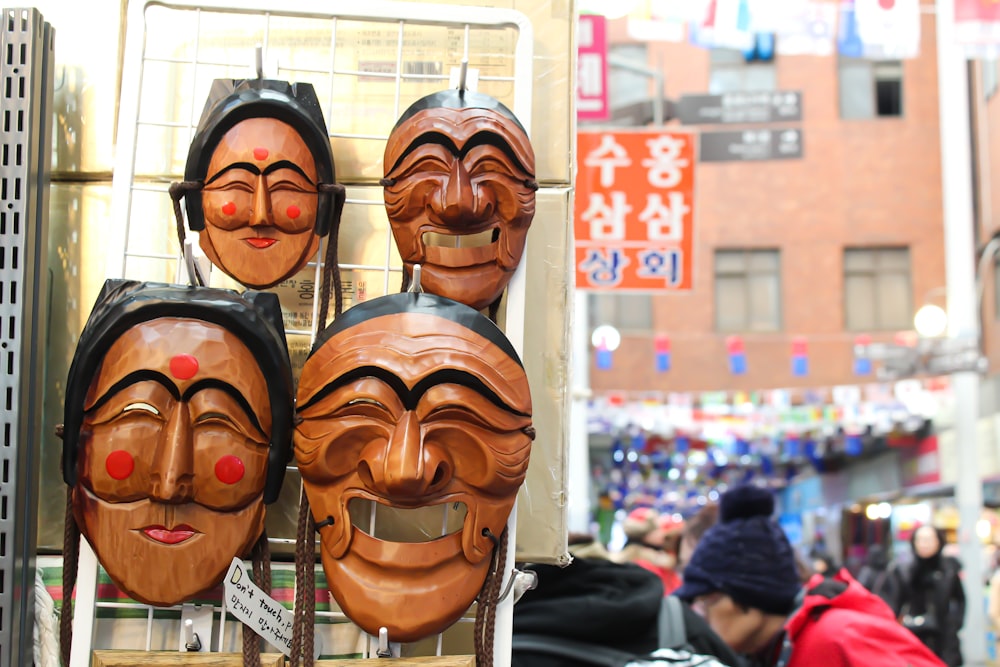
[84,371,265,437]
[296,365,529,417]
[205,161,260,185]
[388,131,533,176]
[205,160,316,186]
[262,159,315,185]
[182,379,266,437]
[86,370,180,413]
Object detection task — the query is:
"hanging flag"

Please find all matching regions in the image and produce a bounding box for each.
[726,335,747,375]
[596,340,613,370]
[784,434,802,459]
[692,0,755,50]
[715,0,755,50]
[654,334,672,372]
[855,0,921,59]
[630,0,699,42]
[853,333,872,376]
[955,0,1000,58]
[837,0,865,57]
[628,17,687,42]
[791,336,809,377]
[652,0,713,22]
[776,1,837,57]
[748,0,809,34]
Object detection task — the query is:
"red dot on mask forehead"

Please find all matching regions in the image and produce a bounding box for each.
[253,147,269,160]
[169,354,199,380]
[215,455,245,484]
[106,450,135,480]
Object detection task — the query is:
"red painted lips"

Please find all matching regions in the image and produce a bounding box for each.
[245,238,277,249]
[142,525,197,544]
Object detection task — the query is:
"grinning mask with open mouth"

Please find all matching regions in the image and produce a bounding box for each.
[383,90,537,312]
[294,292,533,642]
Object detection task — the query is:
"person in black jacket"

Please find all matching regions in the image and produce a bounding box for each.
[511,554,744,667]
[895,525,965,666]
[856,544,899,612]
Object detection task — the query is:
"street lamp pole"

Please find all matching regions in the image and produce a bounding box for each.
[935,0,987,663]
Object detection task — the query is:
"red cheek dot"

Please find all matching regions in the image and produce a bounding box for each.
[253,147,269,160]
[222,201,237,216]
[106,450,135,480]
[169,354,199,380]
[215,455,245,485]
[286,204,301,219]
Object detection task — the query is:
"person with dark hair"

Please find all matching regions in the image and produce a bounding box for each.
[895,525,965,666]
[674,484,946,666]
[809,547,840,579]
[856,544,899,611]
[614,507,683,595]
[678,501,717,573]
[568,531,611,560]
[512,556,745,667]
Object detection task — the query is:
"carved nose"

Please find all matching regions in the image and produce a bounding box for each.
[149,405,195,503]
[249,175,273,227]
[434,160,476,226]
[360,412,452,499]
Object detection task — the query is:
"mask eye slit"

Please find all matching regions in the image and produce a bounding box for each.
[123,402,159,416]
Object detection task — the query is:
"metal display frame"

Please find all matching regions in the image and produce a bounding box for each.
[0,7,52,667]
[70,1,534,665]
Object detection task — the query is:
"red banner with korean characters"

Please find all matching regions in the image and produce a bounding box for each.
[574,130,696,290]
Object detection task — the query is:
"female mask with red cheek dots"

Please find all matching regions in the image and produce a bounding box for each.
[180,79,346,290]
[62,280,293,606]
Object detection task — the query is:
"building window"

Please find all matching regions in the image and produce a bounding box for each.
[588,293,653,334]
[714,249,781,332]
[608,43,650,111]
[844,247,912,331]
[709,48,776,94]
[839,59,903,119]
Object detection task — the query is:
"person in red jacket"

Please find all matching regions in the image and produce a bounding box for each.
[614,507,683,595]
[674,484,945,666]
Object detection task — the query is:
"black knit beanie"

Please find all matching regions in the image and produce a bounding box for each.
[673,484,801,615]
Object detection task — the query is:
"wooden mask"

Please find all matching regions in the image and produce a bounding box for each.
[295,292,533,642]
[63,280,294,606]
[183,79,346,289]
[383,90,537,311]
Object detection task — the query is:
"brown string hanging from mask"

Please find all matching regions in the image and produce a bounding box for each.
[60,493,79,667]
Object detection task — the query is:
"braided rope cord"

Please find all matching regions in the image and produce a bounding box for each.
[59,494,79,667]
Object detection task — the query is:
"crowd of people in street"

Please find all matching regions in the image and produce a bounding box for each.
[512,485,976,667]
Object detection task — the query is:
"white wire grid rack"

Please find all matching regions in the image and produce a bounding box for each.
[69,0,534,664]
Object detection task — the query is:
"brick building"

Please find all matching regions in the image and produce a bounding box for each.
[586,5,962,395]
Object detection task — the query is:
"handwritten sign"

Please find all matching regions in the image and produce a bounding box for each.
[224,558,293,656]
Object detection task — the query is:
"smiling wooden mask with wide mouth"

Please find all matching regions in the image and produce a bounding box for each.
[295,292,533,642]
[383,90,537,311]
[62,280,293,606]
